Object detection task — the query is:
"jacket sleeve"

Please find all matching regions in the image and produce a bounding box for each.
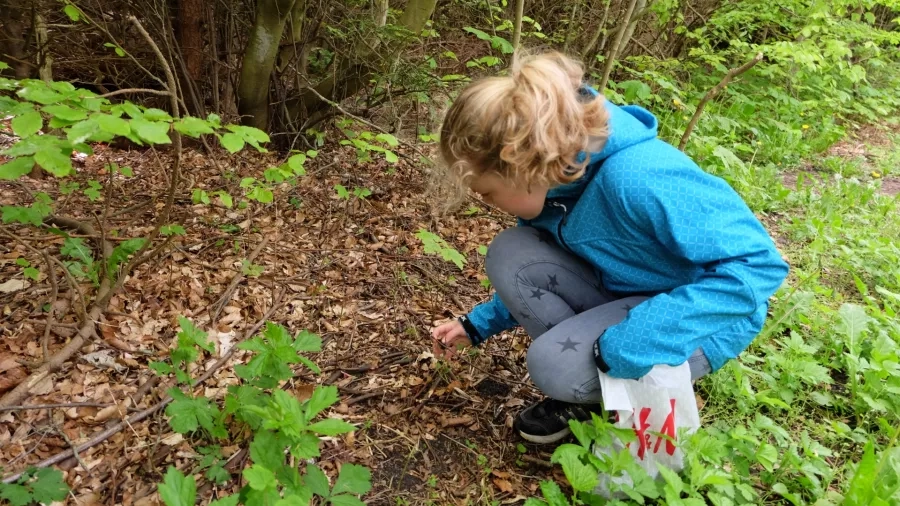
[598,163,789,378]
[465,293,519,345]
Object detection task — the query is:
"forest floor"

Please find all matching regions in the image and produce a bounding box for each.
[0,118,898,505]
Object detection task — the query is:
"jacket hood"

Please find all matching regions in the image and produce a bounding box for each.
[547,89,659,200]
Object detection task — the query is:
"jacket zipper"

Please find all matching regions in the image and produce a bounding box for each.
[549,201,571,251]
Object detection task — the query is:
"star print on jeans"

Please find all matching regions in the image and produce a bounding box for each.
[548,274,559,290]
[559,337,578,352]
[537,230,553,244]
[573,304,586,313]
[530,288,546,300]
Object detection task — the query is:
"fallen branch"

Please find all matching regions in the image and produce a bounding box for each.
[209,236,270,324]
[521,454,554,468]
[0,402,136,412]
[1,290,285,484]
[679,52,764,151]
[98,88,171,99]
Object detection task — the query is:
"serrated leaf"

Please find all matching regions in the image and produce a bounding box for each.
[2,205,45,226]
[150,361,173,375]
[30,468,69,504]
[756,443,778,472]
[552,449,597,492]
[161,224,186,236]
[307,385,339,419]
[837,303,870,351]
[158,467,196,506]
[209,494,240,506]
[0,157,35,180]
[12,110,42,137]
[539,480,569,506]
[250,430,288,471]
[293,329,322,352]
[221,132,244,153]
[0,483,32,506]
[244,464,277,491]
[178,316,213,352]
[305,464,331,498]
[23,267,39,281]
[335,184,350,199]
[332,463,371,496]
[131,118,171,144]
[308,418,356,436]
[61,237,93,265]
[844,440,877,505]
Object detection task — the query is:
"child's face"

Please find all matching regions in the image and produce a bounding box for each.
[469,171,548,220]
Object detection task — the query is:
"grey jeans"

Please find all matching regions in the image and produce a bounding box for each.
[485,227,711,404]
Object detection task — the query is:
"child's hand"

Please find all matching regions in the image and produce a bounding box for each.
[431,320,472,359]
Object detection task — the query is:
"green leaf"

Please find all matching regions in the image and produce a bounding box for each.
[107,238,147,273]
[158,467,196,506]
[305,465,331,498]
[837,303,871,351]
[552,448,597,492]
[161,224,186,236]
[61,237,93,265]
[216,191,233,208]
[463,26,492,41]
[329,495,367,506]
[309,418,356,436]
[30,468,69,504]
[332,463,371,496]
[477,245,488,256]
[293,330,322,352]
[67,118,100,144]
[175,116,214,138]
[2,205,45,226]
[64,4,82,21]
[94,114,130,135]
[384,150,399,164]
[118,165,134,176]
[221,132,244,153]
[844,440,877,505]
[0,483,32,506]
[209,495,240,506]
[307,385,339,419]
[164,388,224,437]
[250,430,288,471]
[243,464,277,491]
[276,496,310,506]
[177,316,214,353]
[34,148,73,176]
[756,443,779,472]
[131,118,171,144]
[150,361,173,375]
[375,133,399,147]
[12,110,42,137]
[657,463,684,495]
[0,157,35,180]
[539,480,569,506]
[335,184,350,199]
[23,267,39,281]
[143,108,173,122]
[42,104,87,122]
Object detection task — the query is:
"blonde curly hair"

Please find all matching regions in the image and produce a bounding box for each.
[433,51,609,213]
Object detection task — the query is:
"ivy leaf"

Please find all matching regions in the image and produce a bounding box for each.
[220,133,244,153]
[158,467,196,506]
[308,418,356,436]
[305,465,331,498]
[131,118,171,144]
[332,463,371,496]
[30,468,69,504]
[0,157,35,180]
[243,465,277,491]
[12,110,42,138]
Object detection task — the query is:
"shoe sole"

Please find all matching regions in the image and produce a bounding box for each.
[518,427,571,444]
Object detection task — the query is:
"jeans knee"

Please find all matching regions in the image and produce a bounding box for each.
[485,227,536,284]
[527,344,579,403]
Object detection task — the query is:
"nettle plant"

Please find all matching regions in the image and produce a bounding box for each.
[154,319,371,505]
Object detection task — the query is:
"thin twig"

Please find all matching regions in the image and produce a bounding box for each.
[98,88,171,99]
[679,52,763,151]
[1,291,286,484]
[0,402,134,412]
[37,248,59,363]
[50,417,92,477]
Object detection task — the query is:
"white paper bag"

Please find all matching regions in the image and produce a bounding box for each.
[592,363,701,497]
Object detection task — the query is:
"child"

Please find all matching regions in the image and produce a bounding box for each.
[430,51,789,444]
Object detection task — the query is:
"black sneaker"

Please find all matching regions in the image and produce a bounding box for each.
[514,398,604,444]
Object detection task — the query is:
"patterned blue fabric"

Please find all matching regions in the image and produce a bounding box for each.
[466,92,789,378]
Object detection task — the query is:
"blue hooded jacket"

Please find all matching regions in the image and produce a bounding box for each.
[465,95,789,379]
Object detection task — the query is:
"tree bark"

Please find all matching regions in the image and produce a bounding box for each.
[582,0,611,60]
[237,0,298,129]
[511,0,525,51]
[374,0,389,27]
[178,0,204,81]
[598,0,639,92]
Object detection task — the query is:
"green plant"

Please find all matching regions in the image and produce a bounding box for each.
[415,229,466,269]
[0,468,69,506]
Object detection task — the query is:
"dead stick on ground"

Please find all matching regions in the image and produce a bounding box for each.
[679,52,764,151]
[1,291,285,484]
[521,454,554,468]
[209,236,271,324]
[0,402,136,413]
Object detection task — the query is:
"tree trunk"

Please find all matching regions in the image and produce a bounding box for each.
[179,0,204,81]
[582,0,611,61]
[0,1,32,79]
[617,0,648,59]
[598,0,639,92]
[237,0,297,130]
[277,0,308,72]
[511,0,525,51]
[374,0,389,27]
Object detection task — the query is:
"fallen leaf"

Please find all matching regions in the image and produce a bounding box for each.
[30,374,54,395]
[0,279,27,293]
[492,478,513,493]
[162,433,184,446]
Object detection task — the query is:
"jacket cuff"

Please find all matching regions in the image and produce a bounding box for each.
[458,315,484,346]
[593,335,611,373]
